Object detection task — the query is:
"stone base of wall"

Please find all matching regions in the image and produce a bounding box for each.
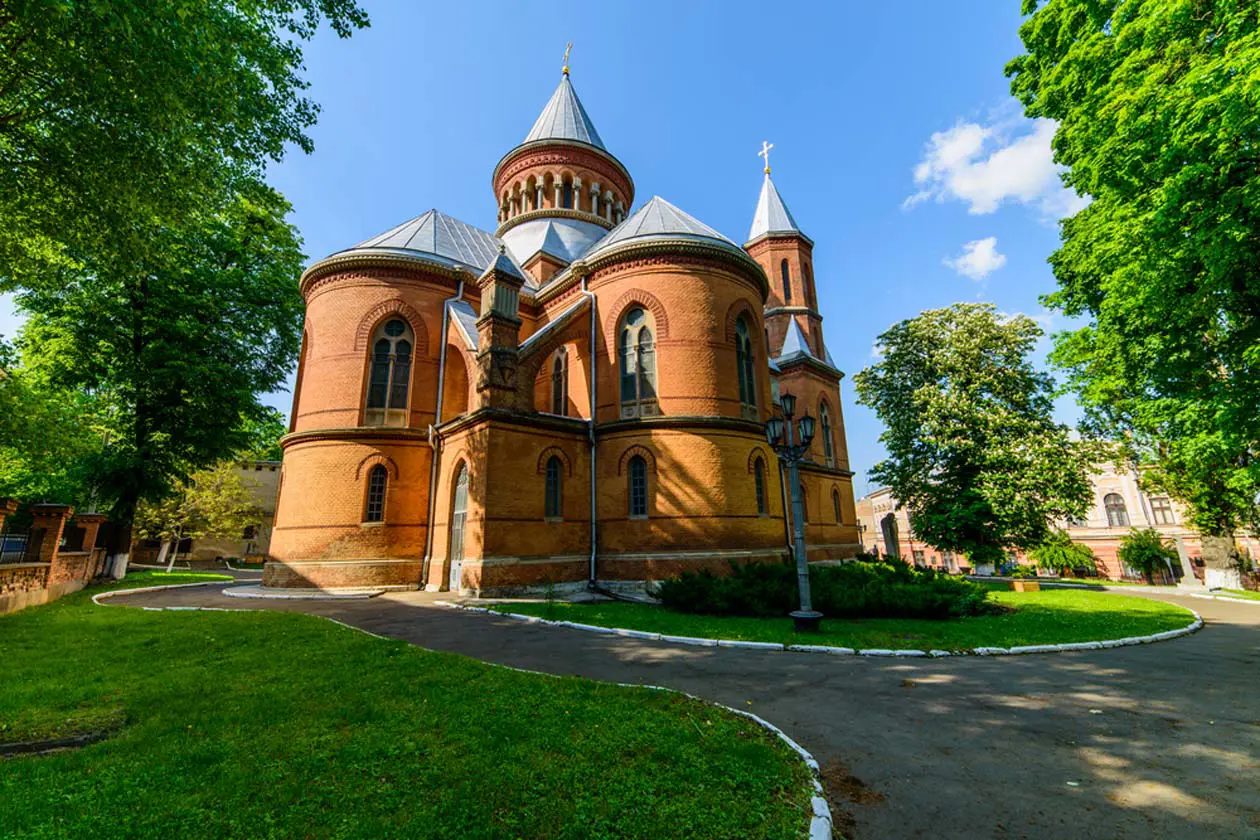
[262,558,423,590]
[0,563,54,614]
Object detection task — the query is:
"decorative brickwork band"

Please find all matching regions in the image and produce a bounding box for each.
[355,453,400,481]
[747,447,772,473]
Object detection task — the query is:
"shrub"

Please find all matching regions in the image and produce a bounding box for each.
[1118,528,1179,579]
[656,561,995,621]
[1029,530,1096,574]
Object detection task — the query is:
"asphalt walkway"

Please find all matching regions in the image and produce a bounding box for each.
[109,582,1260,839]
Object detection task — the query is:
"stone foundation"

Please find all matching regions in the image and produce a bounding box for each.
[262,558,423,590]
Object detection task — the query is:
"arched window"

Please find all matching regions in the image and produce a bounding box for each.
[832,488,842,524]
[804,263,816,309]
[544,456,563,519]
[366,318,414,427]
[628,455,648,518]
[619,307,658,418]
[780,259,792,303]
[1104,493,1129,527]
[753,457,767,515]
[550,349,568,416]
[364,465,388,522]
[562,179,573,209]
[448,464,469,591]
[735,316,757,418]
[819,402,834,466]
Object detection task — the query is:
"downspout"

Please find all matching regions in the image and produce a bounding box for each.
[580,276,598,588]
[421,277,465,589]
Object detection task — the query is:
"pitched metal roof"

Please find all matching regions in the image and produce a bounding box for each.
[583,196,739,260]
[523,75,605,150]
[344,209,527,282]
[448,300,479,350]
[748,174,803,241]
[778,318,813,360]
[500,217,607,265]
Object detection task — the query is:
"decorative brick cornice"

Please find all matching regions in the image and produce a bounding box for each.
[585,241,768,300]
[301,253,471,299]
[597,415,766,437]
[495,207,613,238]
[744,230,815,251]
[281,427,431,449]
[493,140,634,203]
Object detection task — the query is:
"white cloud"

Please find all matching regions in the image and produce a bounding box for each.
[904,110,1089,218]
[944,237,1006,281]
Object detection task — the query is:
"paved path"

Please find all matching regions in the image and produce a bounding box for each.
[109,583,1260,839]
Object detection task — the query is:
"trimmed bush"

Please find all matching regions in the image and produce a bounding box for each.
[657,561,995,620]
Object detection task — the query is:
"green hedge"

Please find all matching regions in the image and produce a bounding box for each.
[657,560,995,620]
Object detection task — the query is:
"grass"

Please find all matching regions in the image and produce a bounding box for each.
[491,589,1195,652]
[0,574,810,840]
[1219,588,1260,601]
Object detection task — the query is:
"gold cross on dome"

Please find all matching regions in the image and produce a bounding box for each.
[562,42,573,75]
[759,140,774,174]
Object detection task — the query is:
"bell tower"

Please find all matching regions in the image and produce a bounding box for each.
[744,146,824,360]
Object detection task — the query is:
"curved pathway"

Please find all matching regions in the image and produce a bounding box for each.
[109,583,1260,839]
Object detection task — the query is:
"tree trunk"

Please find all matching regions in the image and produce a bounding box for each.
[155,539,171,570]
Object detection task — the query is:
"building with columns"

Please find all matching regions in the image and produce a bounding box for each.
[267,62,861,594]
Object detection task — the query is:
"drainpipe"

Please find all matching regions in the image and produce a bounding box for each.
[580,276,598,588]
[420,277,465,588]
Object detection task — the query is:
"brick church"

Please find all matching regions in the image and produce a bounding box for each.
[266,60,861,594]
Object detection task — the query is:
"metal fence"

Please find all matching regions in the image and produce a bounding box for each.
[0,532,30,564]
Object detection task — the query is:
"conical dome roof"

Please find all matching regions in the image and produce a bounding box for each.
[523,75,605,149]
[748,173,805,242]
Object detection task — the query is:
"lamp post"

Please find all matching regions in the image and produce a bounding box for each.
[766,391,823,632]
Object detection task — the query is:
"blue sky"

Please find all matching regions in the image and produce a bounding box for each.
[1,1,1085,497]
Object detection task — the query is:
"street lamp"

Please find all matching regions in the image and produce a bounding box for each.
[765,391,823,632]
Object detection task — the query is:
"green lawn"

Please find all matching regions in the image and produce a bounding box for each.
[1219,588,1260,601]
[0,574,810,840]
[491,589,1195,652]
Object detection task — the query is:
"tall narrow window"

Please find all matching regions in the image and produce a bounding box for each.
[1150,496,1175,525]
[364,465,387,522]
[820,402,834,466]
[544,456,563,519]
[753,458,767,515]
[1104,493,1129,527]
[832,488,842,524]
[735,316,757,419]
[365,318,414,427]
[562,180,573,209]
[619,307,658,418]
[628,455,648,518]
[804,263,816,309]
[780,259,792,303]
[551,349,568,415]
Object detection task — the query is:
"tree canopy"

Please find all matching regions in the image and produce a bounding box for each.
[0,0,367,289]
[1007,1,1260,542]
[1028,530,1097,573]
[1117,528,1180,580]
[16,180,305,534]
[854,303,1102,566]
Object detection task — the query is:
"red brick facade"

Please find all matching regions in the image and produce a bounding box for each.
[267,73,860,594]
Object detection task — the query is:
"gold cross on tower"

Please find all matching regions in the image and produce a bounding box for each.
[562,42,573,76]
[759,140,774,175]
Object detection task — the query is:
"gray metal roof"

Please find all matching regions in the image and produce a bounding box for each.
[500,217,607,265]
[778,318,812,360]
[583,196,739,261]
[523,75,605,150]
[448,300,479,350]
[345,209,527,283]
[748,174,802,241]
[518,297,589,354]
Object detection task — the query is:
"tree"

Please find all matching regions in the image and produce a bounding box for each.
[0,338,102,504]
[1028,530,1097,575]
[1007,1,1260,570]
[16,180,305,548]
[237,407,289,462]
[134,462,263,571]
[1117,528,1179,583]
[0,0,368,291]
[854,303,1102,567]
